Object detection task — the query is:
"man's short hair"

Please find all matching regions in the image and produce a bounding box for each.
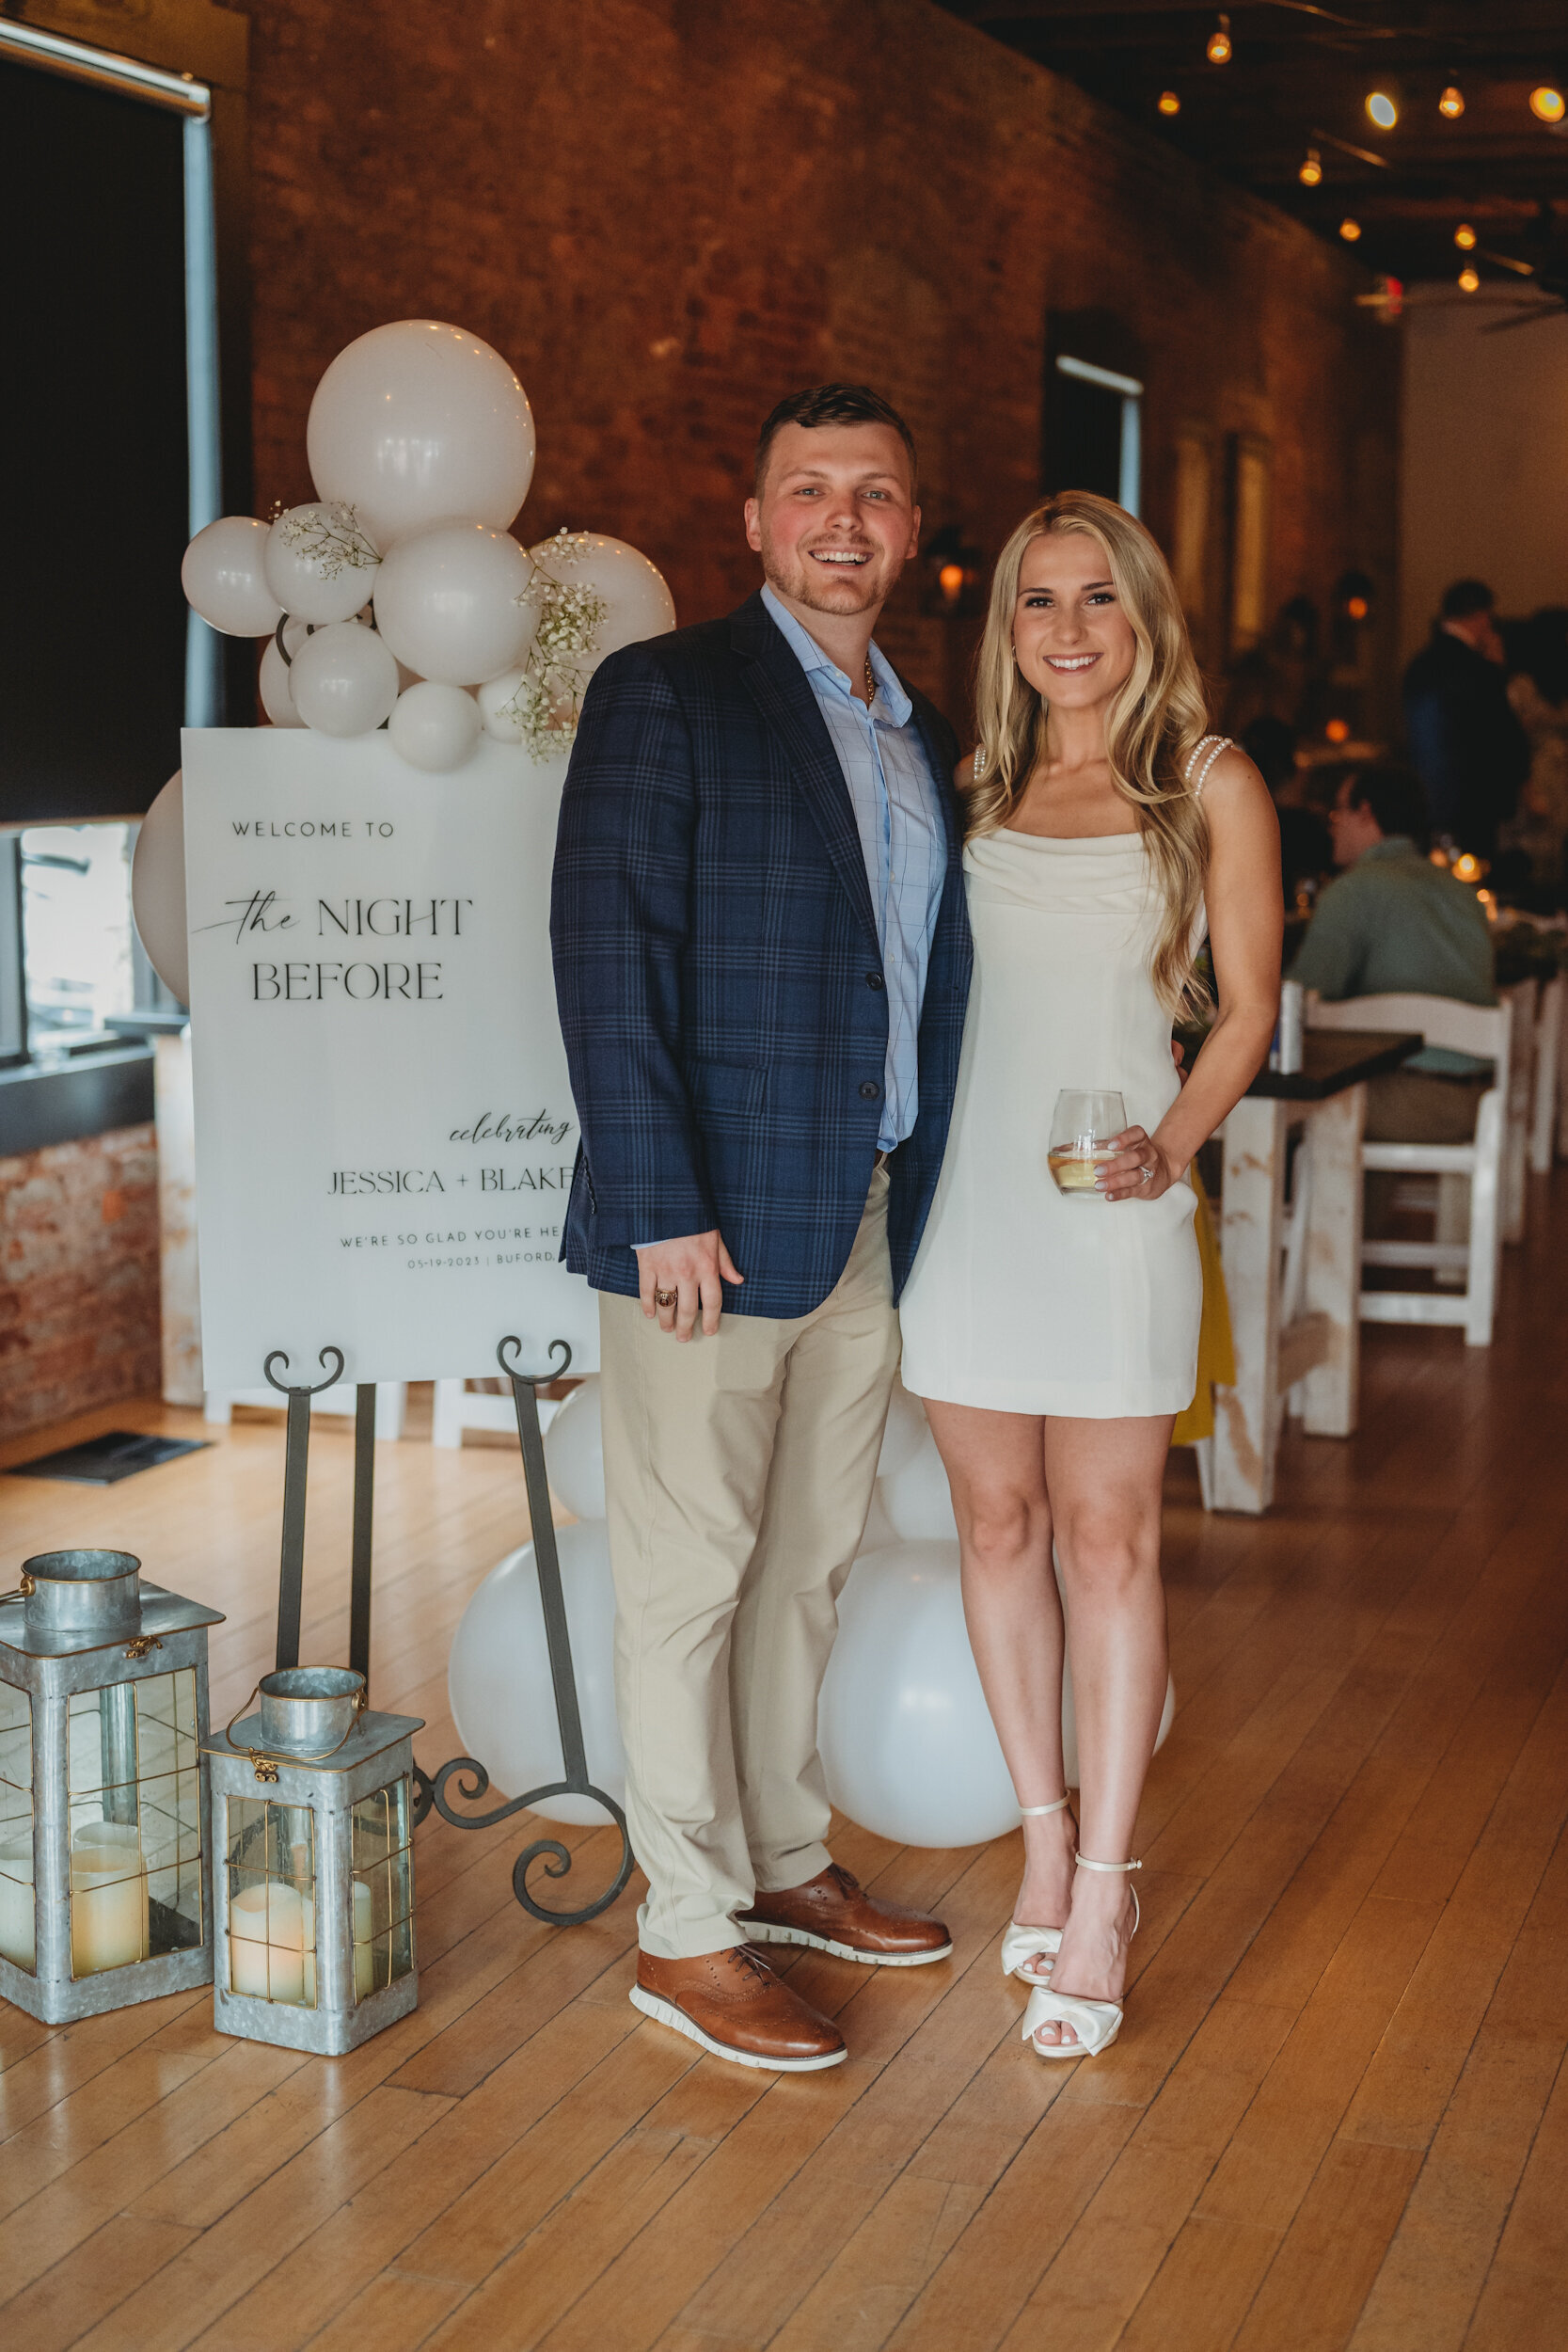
[1440,579,1495,621]
[754,384,918,497]
[1345,759,1430,848]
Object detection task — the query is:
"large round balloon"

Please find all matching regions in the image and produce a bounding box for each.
[288,621,400,737]
[263,501,380,626]
[447,1525,624,1827]
[388,680,481,771]
[182,516,280,638]
[543,1378,605,1521]
[131,771,188,1004]
[372,521,531,685]
[879,1423,958,1540]
[531,532,675,684]
[819,1542,1019,1847]
[308,320,536,549]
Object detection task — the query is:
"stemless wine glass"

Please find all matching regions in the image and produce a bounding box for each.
[1047,1089,1127,1200]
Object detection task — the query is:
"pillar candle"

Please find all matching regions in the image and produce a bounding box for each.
[0,1837,35,1970]
[230,1879,316,2005]
[353,1878,376,1999]
[71,1820,150,1976]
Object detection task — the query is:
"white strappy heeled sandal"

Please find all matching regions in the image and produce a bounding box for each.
[1000,1795,1073,1983]
[1022,1851,1141,2060]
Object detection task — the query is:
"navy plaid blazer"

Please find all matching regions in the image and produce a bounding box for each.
[550,590,974,1318]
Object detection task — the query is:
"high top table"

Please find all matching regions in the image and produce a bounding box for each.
[1208,1029,1423,1514]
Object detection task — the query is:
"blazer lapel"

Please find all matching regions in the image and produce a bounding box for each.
[733,596,880,954]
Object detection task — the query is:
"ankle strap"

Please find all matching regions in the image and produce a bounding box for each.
[1018,1795,1071,1818]
[1074,1853,1142,1873]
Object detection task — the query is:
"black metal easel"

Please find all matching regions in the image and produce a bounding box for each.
[261,1338,631,1927]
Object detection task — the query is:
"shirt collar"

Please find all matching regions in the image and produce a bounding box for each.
[761,584,913,727]
[1358,835,1419,864]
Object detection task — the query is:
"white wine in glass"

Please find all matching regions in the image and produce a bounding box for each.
[1048,1089,1127,1201]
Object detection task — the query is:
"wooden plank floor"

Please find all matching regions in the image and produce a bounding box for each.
[4,1176,1568,2350]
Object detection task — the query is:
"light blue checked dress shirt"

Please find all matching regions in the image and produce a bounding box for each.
[762,586,946,1151]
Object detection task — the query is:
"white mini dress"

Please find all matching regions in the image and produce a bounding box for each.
[899,822,1205,1419]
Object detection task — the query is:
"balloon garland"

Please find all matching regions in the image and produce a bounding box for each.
[181,318,676,771]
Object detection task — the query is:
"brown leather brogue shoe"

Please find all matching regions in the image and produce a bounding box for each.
[738,1863,954,1965]
[630,1945,847,2071]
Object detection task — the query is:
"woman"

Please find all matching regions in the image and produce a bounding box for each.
[899,493,1281,2058]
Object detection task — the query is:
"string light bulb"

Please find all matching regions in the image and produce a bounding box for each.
[1158,89,1181,117]
[1530,87,1566,124]
[1438,84,1465,119]
[1366,90,1398,130]
[1339,217,1362,243]
[1299,148,1323,186]
[1458,265,1481,292]
[1325,719,1351,744]
[1207,14,1232,65]
[1454,223,1477,250]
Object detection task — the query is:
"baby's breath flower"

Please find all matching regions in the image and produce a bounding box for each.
[277,501,380,579]
[504,537,610,758]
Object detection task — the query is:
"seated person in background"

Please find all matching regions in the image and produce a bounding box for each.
[1242,715,1331,907]
[1289,760,1497,1167]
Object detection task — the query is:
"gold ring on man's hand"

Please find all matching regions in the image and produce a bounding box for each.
[655,1288,677,1307]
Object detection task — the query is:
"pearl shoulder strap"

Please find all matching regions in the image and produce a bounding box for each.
[1183,734,1232,798]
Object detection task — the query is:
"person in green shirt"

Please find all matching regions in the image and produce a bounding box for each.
[1289,759,1497,1159]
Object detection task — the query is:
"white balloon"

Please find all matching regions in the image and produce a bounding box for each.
[529,532,675,687]
[259,634,306,727]
[477,667,527,743]
[820,1542,1019,1847]
[181,516,280,638]
[542,1377,605,1520]
[131,771,188,1004]
[307,319,536,548]
[448,1525,624,1826]
[263,501,380,626]
[388,680,481,771]
[819,1539,1176,1845]
[879,1425,958,1540]
[288,621,400,737]
[878,1378,927,1481]
[372,520,531,685]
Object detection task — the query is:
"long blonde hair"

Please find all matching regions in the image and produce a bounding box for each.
[966,492,1212,1017]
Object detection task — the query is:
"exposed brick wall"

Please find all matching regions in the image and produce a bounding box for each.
[245,0,1401,733]
[0,1127,161,1440]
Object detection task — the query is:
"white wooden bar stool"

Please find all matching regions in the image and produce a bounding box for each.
[1307,991,1513,1347]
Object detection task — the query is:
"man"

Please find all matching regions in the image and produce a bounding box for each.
[1402,580,1529,859]
[550,386,972,2071]
[1290,761,1496,1168]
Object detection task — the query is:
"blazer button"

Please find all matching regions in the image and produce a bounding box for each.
[866,971,885,992]
[859,1080,881,1100]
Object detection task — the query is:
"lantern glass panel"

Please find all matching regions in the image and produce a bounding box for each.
[67,1668,203,1978]
[225,1795,318,2007]
[351,1776,414,2002]
[0,1681,35,1973]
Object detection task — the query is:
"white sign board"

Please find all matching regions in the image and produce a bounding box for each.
[181,728,597,1390]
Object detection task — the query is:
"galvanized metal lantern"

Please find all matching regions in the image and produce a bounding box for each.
[0,1549,223,2023]
[208,1667,423,2054]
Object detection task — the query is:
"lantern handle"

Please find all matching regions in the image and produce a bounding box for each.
[207,1677,369,1783]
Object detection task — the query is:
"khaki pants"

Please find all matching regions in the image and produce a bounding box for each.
[598,1170,899,1959]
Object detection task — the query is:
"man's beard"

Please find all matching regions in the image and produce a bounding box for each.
[760,528,894,617]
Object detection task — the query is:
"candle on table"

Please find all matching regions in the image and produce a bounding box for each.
[71,1820,150,1975]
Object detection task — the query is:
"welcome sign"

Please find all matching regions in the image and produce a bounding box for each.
[181,728,599,1390]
